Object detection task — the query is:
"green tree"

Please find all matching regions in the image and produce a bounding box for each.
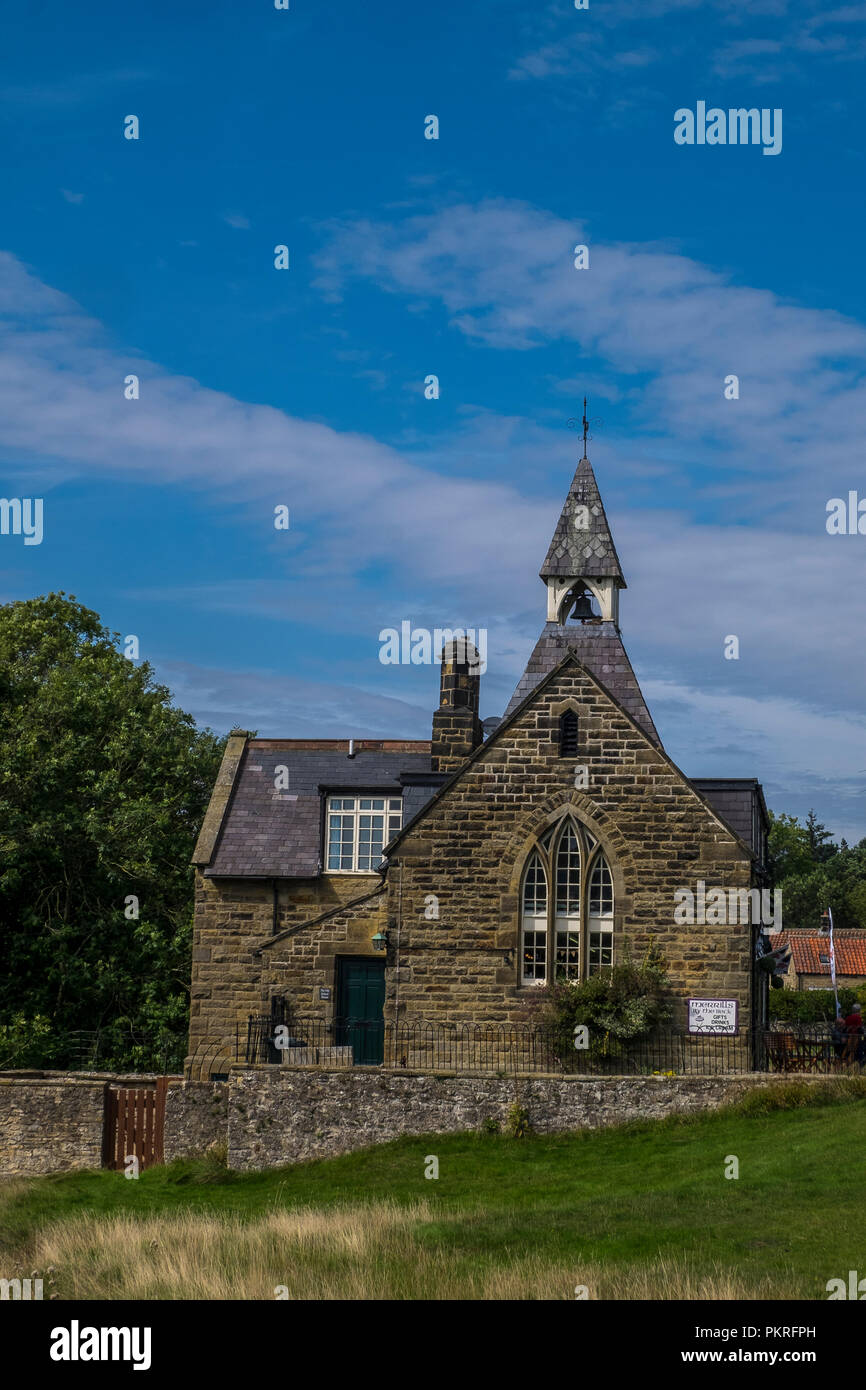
[0,593,225,1068]
[805,810,837,865]
[768,810,866,931]
[767,812,814,882]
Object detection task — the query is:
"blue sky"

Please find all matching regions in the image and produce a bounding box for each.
[1,0,865,841]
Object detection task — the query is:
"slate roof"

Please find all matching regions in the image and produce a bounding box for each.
[776,931,866,978]
[689,778,767,855]
[540,456,626,582]
[203,739,433,879]
[503,621,662,746]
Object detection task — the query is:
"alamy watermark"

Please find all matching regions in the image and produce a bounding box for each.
[378,623,487,674]
[674,882,782,931]
[1,1277,43,1300]
[826,492,866,535]
[674,103,782,156]
[0,497,43,545]
[827,1271,866,1299]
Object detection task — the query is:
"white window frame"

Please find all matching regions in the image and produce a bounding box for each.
[325,795,402,873]
[554,822,581,982]
[587,853,614,976]
[519,818,615,986]
[521,851,548,985]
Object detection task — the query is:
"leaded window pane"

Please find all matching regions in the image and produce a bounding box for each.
[587,853,614,976]
[326,796,401,871]
[555,928,581,979]
[588,930,613,973]
[519,825,614,986]
[589,854,613,915]
[555,824,580,915]
[521,853,547,983]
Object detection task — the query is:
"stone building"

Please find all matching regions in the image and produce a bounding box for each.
[188,451,769,1072]
[778,931,866,993]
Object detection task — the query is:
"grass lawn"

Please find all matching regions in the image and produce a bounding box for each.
[2,1079,865,1299]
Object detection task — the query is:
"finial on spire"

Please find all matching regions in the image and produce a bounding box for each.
[577,398,602,458]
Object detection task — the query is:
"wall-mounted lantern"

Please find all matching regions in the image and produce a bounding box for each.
[371,929,389,952]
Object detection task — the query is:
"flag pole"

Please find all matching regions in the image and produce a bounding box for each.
[828,905,839,1017]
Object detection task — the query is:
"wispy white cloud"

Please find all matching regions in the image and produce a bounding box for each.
[644,677,866,843]
[0,68,154,109]
[314,199,866,505]
[161,657,433,740]
[508,0,866,86]
[0,231,864,835]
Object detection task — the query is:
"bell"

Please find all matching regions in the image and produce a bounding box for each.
[568,589,594,620]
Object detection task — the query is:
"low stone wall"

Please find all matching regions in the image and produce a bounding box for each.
[0,1073,226,1176]
[164,1081,228,1161]
[227,1066,828,1170]
[0,1074,107,1176]
[1,1066,837,1176]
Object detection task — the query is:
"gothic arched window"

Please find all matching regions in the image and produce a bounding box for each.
[519,819,615,986]
[554,822,581,980]
[587,853,614,976]
[521,852,548,983]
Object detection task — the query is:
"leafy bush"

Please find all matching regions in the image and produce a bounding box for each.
[769,987,863,1024]
[540,941,672,1060]
[504,1102,532,1138]
[0,1013,53,1069]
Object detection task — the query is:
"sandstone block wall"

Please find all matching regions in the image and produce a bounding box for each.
[189,871,386,1069]
[387,664,755,1030]
[191,662,759,1065]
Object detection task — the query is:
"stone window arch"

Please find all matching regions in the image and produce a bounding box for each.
[519,815,616,986]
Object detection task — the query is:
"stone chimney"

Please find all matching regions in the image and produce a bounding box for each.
[431,638,484,772]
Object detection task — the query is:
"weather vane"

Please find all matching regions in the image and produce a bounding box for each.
[567,397,603,455]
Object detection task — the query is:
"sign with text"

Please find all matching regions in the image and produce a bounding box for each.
[687,998,738,1035]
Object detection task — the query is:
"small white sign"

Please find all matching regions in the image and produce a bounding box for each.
[688,998,738,1035]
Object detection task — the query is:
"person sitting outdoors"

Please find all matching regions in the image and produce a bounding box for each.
[842,1002,865,1064]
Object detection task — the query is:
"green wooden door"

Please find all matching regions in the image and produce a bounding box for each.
[336,957,386,1064]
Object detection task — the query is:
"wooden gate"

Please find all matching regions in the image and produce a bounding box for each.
[103,1078,168,1171]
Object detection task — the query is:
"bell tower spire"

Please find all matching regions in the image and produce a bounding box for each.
[539,433,627,629]
[504,428,661,746]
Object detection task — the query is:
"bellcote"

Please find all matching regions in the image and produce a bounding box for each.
[540,455,626,627]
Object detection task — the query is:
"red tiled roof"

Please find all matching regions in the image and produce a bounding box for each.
[776,931,866,977]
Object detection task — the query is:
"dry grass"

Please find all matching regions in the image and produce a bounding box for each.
[28,1201,789,1301]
